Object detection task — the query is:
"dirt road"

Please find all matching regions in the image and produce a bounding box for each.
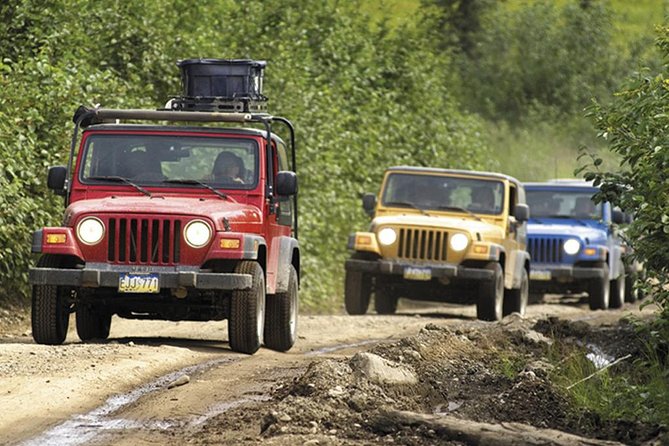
[0,298,656,446]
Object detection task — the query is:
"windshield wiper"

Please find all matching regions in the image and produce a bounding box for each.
[435,205,483,222]
[87,176,151,196]
[162,179,228,200]
[384,201,431,216]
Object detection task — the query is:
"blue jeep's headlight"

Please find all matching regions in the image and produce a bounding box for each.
[563,238,581,255]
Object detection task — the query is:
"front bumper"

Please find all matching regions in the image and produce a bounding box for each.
[529,264,606,282]
[29,263,251,290]
[345,258,494,281]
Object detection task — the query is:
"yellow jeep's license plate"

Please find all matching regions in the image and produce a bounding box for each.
[530,270,551,281]
[118,273,160,293]
[403,266,432,281]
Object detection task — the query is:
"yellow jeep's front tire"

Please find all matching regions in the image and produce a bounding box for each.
[374,284,398,315]
[477,262,504,321]
[344,270,372,315]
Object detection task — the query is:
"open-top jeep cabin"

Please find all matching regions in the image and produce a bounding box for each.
[345,167,530,321]
[29,59,299,354]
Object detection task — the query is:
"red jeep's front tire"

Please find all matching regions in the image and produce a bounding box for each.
[264,265,298,352]
[229,261,265,354]
[32,255,70,345]
[76,304,112,341]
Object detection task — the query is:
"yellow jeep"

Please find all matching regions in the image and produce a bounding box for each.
[344,167,530,321]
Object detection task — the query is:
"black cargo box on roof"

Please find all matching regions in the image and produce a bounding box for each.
[178,58,266,99]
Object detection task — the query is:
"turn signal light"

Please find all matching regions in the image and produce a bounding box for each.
[584,248,597,256]
[46,234,67,244]
[473,245,489,254]
[356,235,373,246]
[220,238,241,249]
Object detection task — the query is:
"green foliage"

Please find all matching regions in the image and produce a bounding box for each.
[549,335,669,426]
[0,0,487,310]
[578,24,669,326]
[434,0,634,122]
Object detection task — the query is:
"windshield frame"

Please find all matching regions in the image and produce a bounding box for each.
[77,131,261,191]
[380,172,506,216]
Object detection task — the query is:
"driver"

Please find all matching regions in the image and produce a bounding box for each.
[211,152,245,184]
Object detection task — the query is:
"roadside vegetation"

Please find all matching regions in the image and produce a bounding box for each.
[0,0,667,437]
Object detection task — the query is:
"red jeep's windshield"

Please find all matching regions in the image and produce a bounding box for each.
[80,134,259,189]
[382,173,505,215]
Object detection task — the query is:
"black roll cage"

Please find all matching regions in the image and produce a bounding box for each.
[67,107,298,239]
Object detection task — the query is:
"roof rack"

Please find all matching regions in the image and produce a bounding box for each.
[170,59,268,113]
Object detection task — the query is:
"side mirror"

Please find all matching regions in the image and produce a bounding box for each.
[514,203,530,222]
[276,171,298,196]
[47,166,67,196]
[612,209,624,224]
[362,193,377,217]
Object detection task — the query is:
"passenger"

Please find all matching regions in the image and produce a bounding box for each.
[470,187,495,212]
[574,197,596,218]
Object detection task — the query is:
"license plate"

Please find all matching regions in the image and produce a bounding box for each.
[403,267,432,281]
[118,273,160,293]
[530,270,551,281]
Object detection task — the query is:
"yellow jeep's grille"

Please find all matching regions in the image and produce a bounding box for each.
[396,228,449,261]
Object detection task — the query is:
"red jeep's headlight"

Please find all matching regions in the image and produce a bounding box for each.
[184,220,212,248]
[76,217,105,245]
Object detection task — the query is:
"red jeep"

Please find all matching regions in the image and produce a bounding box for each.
[29,59,299,354]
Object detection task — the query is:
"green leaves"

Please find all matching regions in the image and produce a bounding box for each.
[579,22,669,330]
[0,0,488,309]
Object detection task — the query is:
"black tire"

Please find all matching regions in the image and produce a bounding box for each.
[503,268,529,317]
[229,261,265,354]
[588,265,610,310]
[624,273,645,303]
[609,274,625,309]
[374,285,398,315]
[529,293,544,304]
[76,304,112,341]
[31,255,70,345]
[264,265,298,352]
[477,263,504,321]
[344,270,372,315]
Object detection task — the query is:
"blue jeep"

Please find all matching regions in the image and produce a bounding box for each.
[524,181,626,310]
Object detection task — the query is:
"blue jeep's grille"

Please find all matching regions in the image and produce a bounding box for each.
[528,237,564,263]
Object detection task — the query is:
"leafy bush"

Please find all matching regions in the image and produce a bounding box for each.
[0,0,487,310]
[578,25,669,331]
[429,0,632,122]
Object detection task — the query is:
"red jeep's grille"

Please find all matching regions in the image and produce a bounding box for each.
[107,217,183,264]
[397,228,448,261]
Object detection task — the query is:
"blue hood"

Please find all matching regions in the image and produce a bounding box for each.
[528,220,607,245]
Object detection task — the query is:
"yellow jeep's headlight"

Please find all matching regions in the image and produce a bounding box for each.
[77,217,105,245]
[449,233,469,252]
[184,220,212,248]
[377,228,397,246]
[563,238,581,255]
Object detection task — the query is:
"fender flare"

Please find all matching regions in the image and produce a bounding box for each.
[508,249,531,289]
[275,236,299,294]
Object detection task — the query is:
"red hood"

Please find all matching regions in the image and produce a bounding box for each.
[64,196,262,231]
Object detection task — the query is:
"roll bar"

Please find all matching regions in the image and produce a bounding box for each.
[66,106,298,238]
